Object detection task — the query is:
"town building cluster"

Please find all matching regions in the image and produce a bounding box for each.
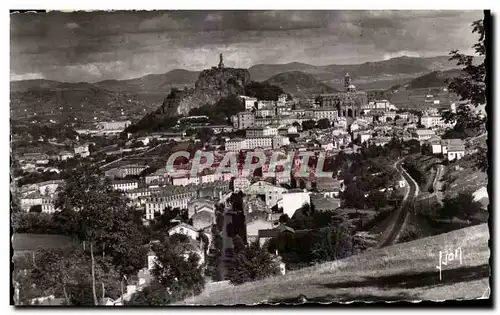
[13,64,477,305]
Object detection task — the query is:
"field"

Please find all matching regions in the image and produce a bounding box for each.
[388,88,456,110]
[182,224,490,304]
[12,233,79,254]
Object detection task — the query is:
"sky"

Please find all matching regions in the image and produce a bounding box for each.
[10,10,484,83]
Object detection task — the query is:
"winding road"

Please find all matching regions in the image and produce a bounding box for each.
[376,159,419,248]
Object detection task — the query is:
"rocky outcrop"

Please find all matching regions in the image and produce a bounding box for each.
[161,67,251,116]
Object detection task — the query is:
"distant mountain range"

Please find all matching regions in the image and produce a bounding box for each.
[264,71,338,98]
[10,55,481,122]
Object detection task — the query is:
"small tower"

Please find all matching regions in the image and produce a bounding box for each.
[344,73,351,92]
[218,53,224,69]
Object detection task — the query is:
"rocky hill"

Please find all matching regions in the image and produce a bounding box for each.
[264,71,338,99]
[160,67,251,116]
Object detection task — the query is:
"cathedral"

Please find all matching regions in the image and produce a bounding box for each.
[316,73,368,118]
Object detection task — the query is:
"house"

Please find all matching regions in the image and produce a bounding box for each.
[413,129,436,142]
[30,295,66,306]
[240,96,258,111]
[192,210,215,231]
[145,190,197,220]
[447,143,466,161]
[137,136,150,146]
[429,137,444,154]
[277,190,311,218]
[74,143,90,158]
[357,131,372,143]
[187,198,216,218]
[257,224,295,247]
[20,192,43,212]
[145,168,168,185]
[105,164,148,179]
[226,138,246,152]
[172,176,200,186]
[370,136,391,147]
[38,180,64,195]
[246,217,274,244]
[247,181,288,207]
[42,196,57,214]
[233,177,251,193]
[310,194,341,212]
[168,222,199,241]
[233,111,255,129]
[430,138,464,156]
[111,179,139,191]
[314,177,342,196]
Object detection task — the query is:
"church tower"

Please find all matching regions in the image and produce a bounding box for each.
[344,73,351,92]
[218,53,224,69]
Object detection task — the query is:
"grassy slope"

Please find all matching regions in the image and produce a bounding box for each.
[182,224,490,304]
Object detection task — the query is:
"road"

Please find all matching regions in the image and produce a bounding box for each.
[375,159,419,249]
[433,165,445,206]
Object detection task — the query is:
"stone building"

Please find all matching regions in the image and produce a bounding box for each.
[316,73,368,118]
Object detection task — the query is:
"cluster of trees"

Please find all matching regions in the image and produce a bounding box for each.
[11,123,78,141]
[438,192,485,223]
[126,237,205,305]
[125,112,180,134]
[188,94,244,125]
[301,118,331,131]
[184,127,215,143]
[337,152,399,210]
[14,163,215,306]
[16,171,61,187]
[266,204,356,270]
[14,246,125,305]
[244,81,287,101]
[14,164,149,305]
[228,239,280,285]
[441,17,487,169]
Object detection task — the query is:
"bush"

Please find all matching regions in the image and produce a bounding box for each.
[228,241,280,285]
[29,205,42,213]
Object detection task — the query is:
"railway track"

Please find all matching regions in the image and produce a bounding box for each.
[376,159,419,248]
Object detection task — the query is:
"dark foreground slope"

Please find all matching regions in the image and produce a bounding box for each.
[182,223,490,304]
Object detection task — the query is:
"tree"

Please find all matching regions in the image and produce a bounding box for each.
[316,118,331,129]
[54,164,147,305]
[228,241,280,285]
[279,213,290,224]
[442,17,486,140]
[342,182,366,209]
[366,190,388,211]
[440,192,484,223]
[302,120,316,131]
[29,205,42,213]
[148,239,205,303]
[196,127,214,143]
[245,81,285,101]
[29,247,78,303]
[126,281,172,306]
